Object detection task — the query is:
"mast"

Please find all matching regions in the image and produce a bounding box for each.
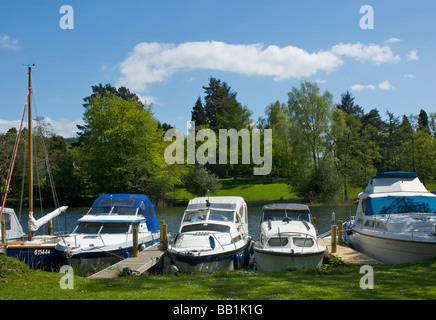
[28,65,34,240]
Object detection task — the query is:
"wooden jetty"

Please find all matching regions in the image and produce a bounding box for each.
[321,239,381,265]
[89,243,165,279]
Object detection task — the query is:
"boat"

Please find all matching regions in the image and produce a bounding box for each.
[344,171,436,264]
[2,66,68,269]
[253,203,326,272]
[167,196,251,273]
[55,193,160,270]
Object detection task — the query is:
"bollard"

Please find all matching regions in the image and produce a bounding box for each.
[160,220,168,250]
[47,220,53,236]
[133,227,139,257]
[1,220,6,255]
[338,220,343,245]
[331,225,337,253]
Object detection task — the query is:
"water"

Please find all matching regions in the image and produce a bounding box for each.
[17,203,357,240]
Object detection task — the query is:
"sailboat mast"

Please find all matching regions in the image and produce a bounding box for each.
[28,65,33,240]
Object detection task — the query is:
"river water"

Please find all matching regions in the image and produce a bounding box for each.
[17,203,357,239]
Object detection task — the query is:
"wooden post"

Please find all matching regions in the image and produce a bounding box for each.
[311,217,316,229]
[132,227,139,257]
[337,220,343,245]
[47,220,53,236]
[331,225,337,253]
[1,220,6,255]
[160,220,168,250]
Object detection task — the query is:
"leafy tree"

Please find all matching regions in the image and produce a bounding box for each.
[184,165,221,197]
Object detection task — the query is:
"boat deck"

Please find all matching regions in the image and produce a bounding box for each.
[318,237,381,265]
[88,243,165,279]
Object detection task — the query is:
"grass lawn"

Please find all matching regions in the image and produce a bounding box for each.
[174,177,296,201]
[1,254,435,300]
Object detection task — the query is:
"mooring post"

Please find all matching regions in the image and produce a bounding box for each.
[337,220,343,245]
[331,225,337,253]
[1,220,6,255]
[133,227,139,257]
[47,220,53,236]
[160,220,168,250]
[311,217,316,231]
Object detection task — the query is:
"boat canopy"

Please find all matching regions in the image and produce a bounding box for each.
[365,195,436,216]
[261,203,310,222]
[0,207,25,240]
[186,196,245,211]
[365,171,429,194]
[91,194,159,233]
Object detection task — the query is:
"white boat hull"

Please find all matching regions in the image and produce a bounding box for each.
[254,246,325,272]
[168,237,251,273]
[348,229,436,264]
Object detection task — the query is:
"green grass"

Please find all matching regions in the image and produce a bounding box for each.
[1,254,435,300]
[174,177,296,201]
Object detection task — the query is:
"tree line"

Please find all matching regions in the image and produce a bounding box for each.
[0,79,435,206]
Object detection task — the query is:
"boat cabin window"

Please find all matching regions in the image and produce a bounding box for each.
[183,210,207,222]
[268,237,288,247]
[1,213,11,230]
[181,223,231,233]
[75,222,102,234]
[88,206,138,216]
[208,210,234,222]
[293,238,314,247]
[75,222,131,234]
[263,210,310,222]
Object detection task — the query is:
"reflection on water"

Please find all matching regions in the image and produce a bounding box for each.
[20,203,356,240]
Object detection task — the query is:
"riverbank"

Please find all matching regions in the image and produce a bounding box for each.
[1,254,435,300]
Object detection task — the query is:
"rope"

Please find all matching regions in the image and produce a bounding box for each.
[0,101,27,221]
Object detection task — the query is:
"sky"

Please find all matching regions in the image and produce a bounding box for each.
[0,0,435,137]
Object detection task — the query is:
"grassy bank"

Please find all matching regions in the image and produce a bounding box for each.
[1,254,435,300]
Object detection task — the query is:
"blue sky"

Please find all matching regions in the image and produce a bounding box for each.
[0,0,435,137]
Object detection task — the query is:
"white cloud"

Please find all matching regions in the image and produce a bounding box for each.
[378,80,394,90]
[0,118,83,138]
[0,34,21,51]
[407,50,419,61]
[351,84,376,91]
[117,41,343,91]
[385,37,402,44]
[351,80,394,92]
[404,74,414,78]
[331,42,401,64]
[117,40,403,93]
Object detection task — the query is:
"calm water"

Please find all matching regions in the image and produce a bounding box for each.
[17,203,356,239]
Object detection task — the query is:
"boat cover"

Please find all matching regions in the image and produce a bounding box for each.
[0,207,25,240]
[186,196,245,211]
[366,195,436,216]
[93,194,159,233]
[262,203,309,212]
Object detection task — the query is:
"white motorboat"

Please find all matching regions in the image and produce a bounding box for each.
[345,171,436,264]
[55,194,160,270]
[253,203,326,272]
[167,196,252,273]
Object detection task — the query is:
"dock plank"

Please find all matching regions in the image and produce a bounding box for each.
[89,243,165,279]
[318,237,381,265]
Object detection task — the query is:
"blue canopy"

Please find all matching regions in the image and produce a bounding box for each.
[372,171,417,179]
[93,194,159,233]
[366,195,436,216]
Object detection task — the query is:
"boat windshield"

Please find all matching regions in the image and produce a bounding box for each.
[88,206,138,216]
[366,195,436,216]
[183,209,235,223]
[263,210,310,222]
[74,222,131,234]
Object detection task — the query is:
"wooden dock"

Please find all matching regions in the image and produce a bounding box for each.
[318,237,381,265]
[88,243,165,279]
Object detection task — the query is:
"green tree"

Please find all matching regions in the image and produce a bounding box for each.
[75,89,168,196]
[184,165,221,197]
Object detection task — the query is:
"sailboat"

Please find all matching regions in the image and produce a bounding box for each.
[1,66,68,269]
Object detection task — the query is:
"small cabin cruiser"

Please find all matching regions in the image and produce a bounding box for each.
[55,194,160,269]
[345,172,436,264]
[253,204,326,271]
[167,196,251,273]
